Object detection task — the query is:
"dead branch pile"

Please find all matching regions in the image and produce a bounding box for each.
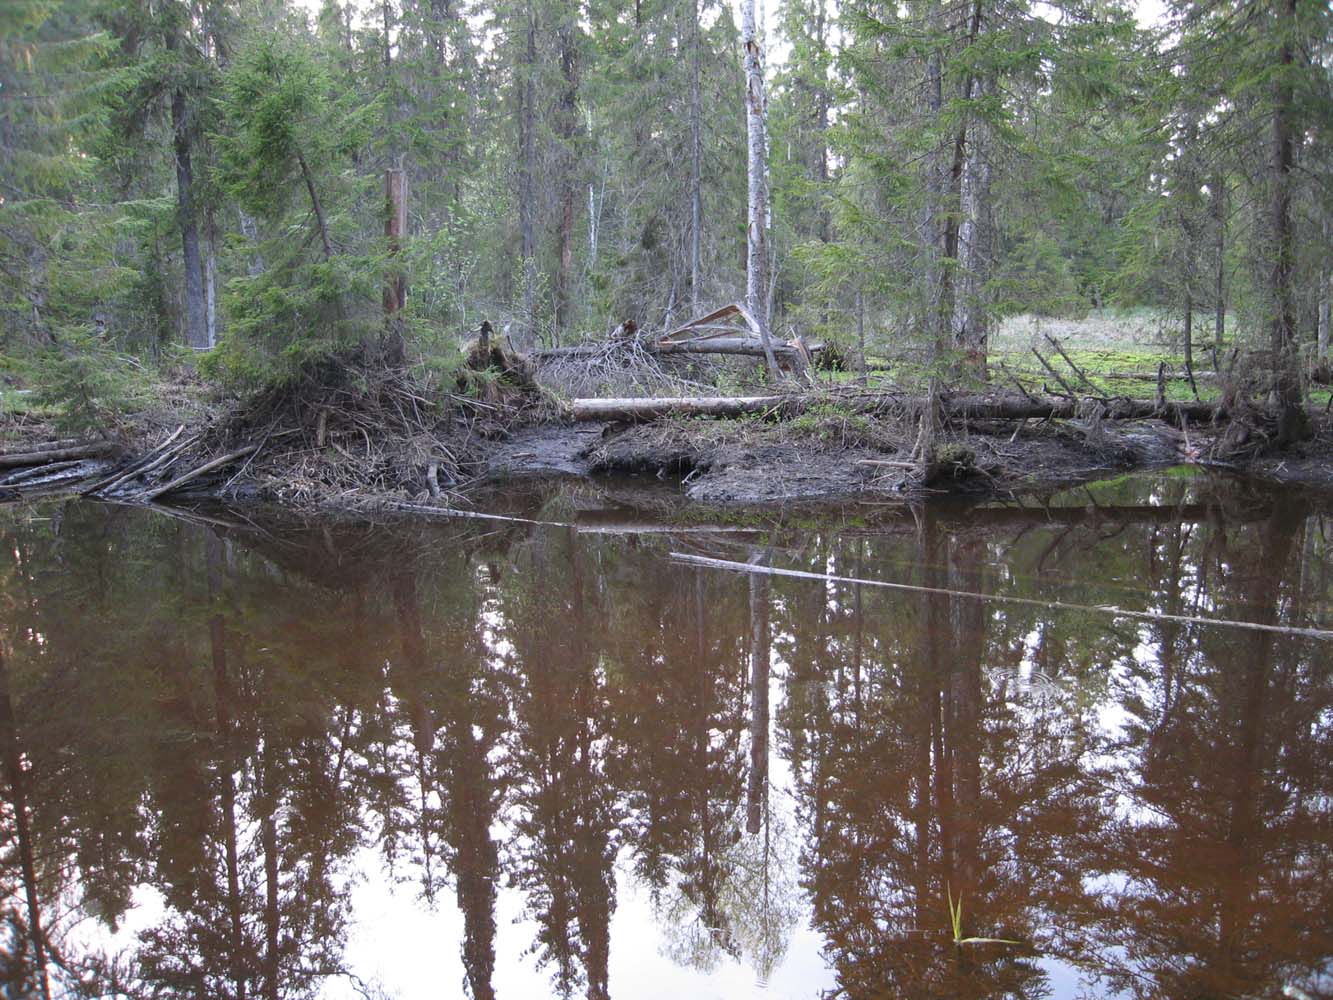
[534,336,722,398]
[81,350,552,507]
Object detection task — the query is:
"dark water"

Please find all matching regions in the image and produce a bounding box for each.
[1,471,1330,1000]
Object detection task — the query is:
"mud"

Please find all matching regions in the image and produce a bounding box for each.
[470,414,1205,505]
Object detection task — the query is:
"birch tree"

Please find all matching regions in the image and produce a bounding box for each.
[741,0,780,377]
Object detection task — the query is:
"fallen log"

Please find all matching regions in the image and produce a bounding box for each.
[570,391,1229,425]
[82,425,187,496]
[572,395,790,421]
[142,444,259,502]
[0,441,116,469]
[0,459,87,486]
[534,337,817,362]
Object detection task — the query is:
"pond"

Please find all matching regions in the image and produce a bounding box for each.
[0,470,1330,999]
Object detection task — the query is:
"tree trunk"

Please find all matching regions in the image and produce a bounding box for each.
[939,0,984,373]
[1319,218,1330,365]
[171,86,209,350]
[205,208,218,348]
[1212,174,1226,369]
[553,18,580,342]
[952,79,992,374]
[570,390,1230,424]
[295,151,334,261]
[1184,290,1197,397]
[689,0,703,314]
[1268,0,1308,443]
[740,0,779,378]
[383,168,408,363]
[518,5,538,349]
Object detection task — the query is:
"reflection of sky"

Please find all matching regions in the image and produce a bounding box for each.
[323,633,835,1000]
[331,843,833,999]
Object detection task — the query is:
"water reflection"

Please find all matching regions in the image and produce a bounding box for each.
[0,472,1329,999]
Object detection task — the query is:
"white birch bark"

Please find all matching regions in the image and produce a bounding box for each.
[741,0,779,377]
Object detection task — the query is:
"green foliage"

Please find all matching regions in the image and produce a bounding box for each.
[28,327,151,433]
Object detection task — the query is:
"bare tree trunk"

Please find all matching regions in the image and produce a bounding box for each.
[1319,218,1330,365]
[1268,0,1308,443]
[1184,289,1198,397]
[740,0,779,378]
[383,168,408,363]
[171,85,209,350]
[953,80,992,374]
[296,151,334,261]
[553,18,580,343]
[689,0,703,314]
[923,45,945,357]
[239,209,265,277]
[518,5,539,349]
[1212,174,1226,369]
[205,208,218,348]
[939,0,984,374]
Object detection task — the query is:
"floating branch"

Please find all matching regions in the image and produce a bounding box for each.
[669,551,1333,640]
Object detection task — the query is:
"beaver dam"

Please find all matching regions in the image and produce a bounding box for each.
[3,325,1332,511]
[1,468,1331,999]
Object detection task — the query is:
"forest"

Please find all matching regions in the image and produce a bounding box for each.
[1,0,1332,505]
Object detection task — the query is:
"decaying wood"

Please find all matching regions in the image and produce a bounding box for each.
[662,303,742,341]
[82,425,187,496]
[572,395,791,421]
[0,441,116,470]
[534,335,818,363]
[143,445,259,502]
[570,390,1229,425]
[0,460,87,486]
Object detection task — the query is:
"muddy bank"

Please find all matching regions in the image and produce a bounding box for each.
[4,382,1332,510]
[482,412,1299,505]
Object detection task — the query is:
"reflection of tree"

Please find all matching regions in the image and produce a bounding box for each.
[786,516,1105,999]
[387,558,503,1000]
[501,529,616,999]
[1089,498,1333,1000]
[599,557,750,972]
[0,483,1327,1000]
[0,640,51,1000]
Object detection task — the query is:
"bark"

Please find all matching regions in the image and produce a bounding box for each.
[295,152,334,261]
[518,5,538,349]
[239,210,265,277]
[1319,218,1330,364]
[383,168,408,363]
[1267,0,1308,443]
[1212,175,1226,368]
[1184,290,1197,397]
[534,336,813,361]
[569,390,1230,424]
[0,441,116,469]
[938,0,985,373]
[952,76,993,372]
[689,0,703,313]
[740,0,779,378]
[553,18,580,341]
[205,208,218,348]
[171,85,209,350]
